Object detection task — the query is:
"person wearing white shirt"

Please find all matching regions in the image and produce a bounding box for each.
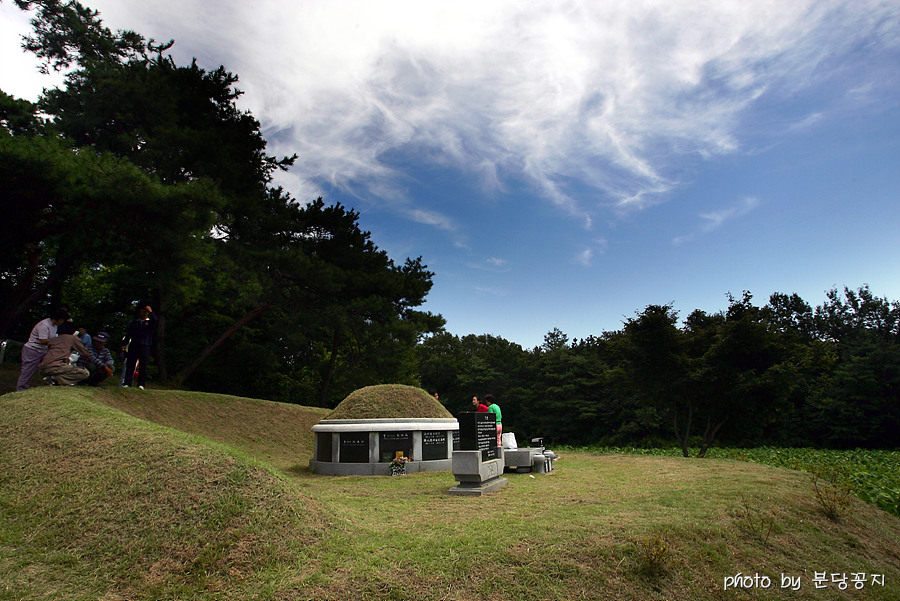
[16,308,69,391]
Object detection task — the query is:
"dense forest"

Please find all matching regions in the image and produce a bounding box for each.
[418,287,900,452]
[3,1,898,451]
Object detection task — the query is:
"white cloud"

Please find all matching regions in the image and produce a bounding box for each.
[474,286,506,296]
[673,196,760,245]
[788,112,824,132]
[672,233,695,247]
[699,196,760,232]
[409,208,456,232]
[0,5,66,99]
[577,248,594,267]
[576,238,608,267]
[466,257,510,273]
[5,0,898,232]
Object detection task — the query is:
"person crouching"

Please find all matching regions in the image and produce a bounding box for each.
[77,331,115,386]
[39,334,90,386]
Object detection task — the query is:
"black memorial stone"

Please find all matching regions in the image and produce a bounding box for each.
[459,412,498,461]
[379,431,413,462]
[339,432,369,463]
[452,429,460,451]
[316,432,332,462]
[422,430,448,461]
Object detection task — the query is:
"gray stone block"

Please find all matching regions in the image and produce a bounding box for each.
[504,448,535,468]
[448,476,508,496]
[452,452,505,483]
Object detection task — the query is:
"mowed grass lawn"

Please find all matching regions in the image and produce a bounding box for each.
[1,384,899,601]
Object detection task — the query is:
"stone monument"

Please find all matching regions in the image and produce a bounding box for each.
[448,412,508,496]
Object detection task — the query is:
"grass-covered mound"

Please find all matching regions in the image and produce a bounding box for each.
[94,388,330,474]
[0,388,329,599]
[325,384,453,420]
[3,381,900,600]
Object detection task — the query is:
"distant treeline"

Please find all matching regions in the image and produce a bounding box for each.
[417,286,900,452]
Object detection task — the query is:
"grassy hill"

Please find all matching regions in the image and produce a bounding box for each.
[2,383,899,600]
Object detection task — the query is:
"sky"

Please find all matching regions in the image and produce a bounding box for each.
[2,0,899,349]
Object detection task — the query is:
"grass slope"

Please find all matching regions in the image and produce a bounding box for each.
[0,387,329,600]
[2,383,900,600]
[94,388,330,475]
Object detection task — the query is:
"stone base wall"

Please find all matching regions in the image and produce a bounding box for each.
[308,458,453,476]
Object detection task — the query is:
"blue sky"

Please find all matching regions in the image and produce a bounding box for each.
[3,0,898,349]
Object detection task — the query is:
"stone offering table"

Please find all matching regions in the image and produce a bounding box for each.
[503,439,557,473]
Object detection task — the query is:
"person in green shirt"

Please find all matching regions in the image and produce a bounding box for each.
[484,394,502,447]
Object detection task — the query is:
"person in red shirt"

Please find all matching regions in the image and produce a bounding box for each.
[471,396,489,412]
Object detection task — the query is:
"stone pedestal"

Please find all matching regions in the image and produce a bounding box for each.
[448,449,508,496]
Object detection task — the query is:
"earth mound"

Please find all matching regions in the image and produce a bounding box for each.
[325,384,453,420]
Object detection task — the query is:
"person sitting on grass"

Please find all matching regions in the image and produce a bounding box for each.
[76,331,115,386]
[39,334,90,386]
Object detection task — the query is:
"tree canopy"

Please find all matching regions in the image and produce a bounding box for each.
[2,0,442,403]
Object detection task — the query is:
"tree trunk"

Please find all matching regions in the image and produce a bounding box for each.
[697,416,729,458]
[673,401,693,458]
[155,290,168,382]
[318,330,341,407]
[175,300,275,385]
[0,254,74,338]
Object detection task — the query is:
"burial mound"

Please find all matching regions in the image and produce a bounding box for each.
[325,384,452,420]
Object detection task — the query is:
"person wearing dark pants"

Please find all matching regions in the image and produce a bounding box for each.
[121,305,157,389]
[16,308,68,391]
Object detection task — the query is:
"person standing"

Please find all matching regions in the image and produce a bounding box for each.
[16,308,68,391]
[39,334,90,386]
[484,394,503,448]
[121,305,157,390]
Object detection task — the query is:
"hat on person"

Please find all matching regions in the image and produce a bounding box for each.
[94,332,110,343]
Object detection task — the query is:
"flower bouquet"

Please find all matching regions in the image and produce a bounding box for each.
[390,455,410,476]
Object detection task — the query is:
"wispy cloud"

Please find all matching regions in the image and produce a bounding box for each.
[673,196,760,245]
[576,238,608,267]
[467,257,510,272]
[7,0,897,234]
[699,196,760,232]
[788,112,824,132]
[474,285,506,296]
[576,248,594,267]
